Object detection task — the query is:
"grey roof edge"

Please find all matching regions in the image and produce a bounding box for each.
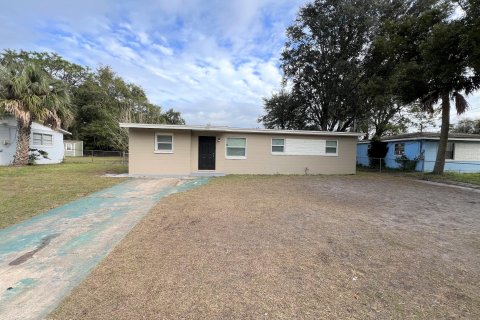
[119,123,364,137]
[357,132,480,143]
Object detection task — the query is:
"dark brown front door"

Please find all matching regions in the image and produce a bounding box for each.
[198,136,216,170]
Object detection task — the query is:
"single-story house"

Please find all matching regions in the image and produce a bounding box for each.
[357,132,480,172]
[64,140,84,157]
[0,118,71,165]
[120,123,363,176]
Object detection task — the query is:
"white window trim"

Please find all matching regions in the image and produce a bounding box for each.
[271,138,285,155]
[394,143,405,157]
[32,132,54,148]
[154,132,174,154]
[65,143,73,151]
[225,137,247,160]
[324,140,339,156]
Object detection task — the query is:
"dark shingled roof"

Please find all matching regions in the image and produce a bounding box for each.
[381,132,480,141]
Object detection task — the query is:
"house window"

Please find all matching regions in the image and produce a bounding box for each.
[394,143,405,156]
[272,138,285,153]
[445,142,455,160]
[226,137,246,159]
[325,140,338,154]
[155,134,173,153]
[33,133,53,146]
[65,143,73,151]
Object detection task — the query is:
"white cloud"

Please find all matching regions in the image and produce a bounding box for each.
[152,44,173,56]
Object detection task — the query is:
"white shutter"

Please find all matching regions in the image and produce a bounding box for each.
[454,143,480,161]
[284,139,326,155]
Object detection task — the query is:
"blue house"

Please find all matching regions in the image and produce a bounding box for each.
[357,132,480,172]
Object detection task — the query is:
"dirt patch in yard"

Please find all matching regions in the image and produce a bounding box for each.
[50,175,480,319]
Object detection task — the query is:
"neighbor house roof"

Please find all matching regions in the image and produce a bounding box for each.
[58,128,72,135]
[358,132,480,143]
[1,117,71,135]
[119,123,363,137]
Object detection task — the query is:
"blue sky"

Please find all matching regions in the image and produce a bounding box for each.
[1,0,479,128]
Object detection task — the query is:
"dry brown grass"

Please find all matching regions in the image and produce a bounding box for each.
[50,174,480,319]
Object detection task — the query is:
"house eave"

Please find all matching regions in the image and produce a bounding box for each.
[59,129,72,135]
[382,137,480,142]
[358,137,480,143]
[119,123,364,137]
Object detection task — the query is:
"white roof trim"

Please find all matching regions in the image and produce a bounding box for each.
[59,128,72,135]
[358,137,480,143]
[119,123,363,137]
[383,137,480,142]
[1,117,71,135]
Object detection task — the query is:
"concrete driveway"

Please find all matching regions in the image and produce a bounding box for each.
[0,177,209,320]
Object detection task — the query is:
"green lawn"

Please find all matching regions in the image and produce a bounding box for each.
[418,172,480,186]
[0,158,127,229]
[66,155,127,165]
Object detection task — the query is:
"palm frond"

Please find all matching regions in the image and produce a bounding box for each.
[453,92,469,115]
[420,91,439,114]
[0,62,72,129]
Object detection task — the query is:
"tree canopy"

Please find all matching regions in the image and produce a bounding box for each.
[0,50,185,152]
[260,0,445,137]
[452,118,480,134]
[278,0,376,132]
[370,0,479,173]
[260,0,480,174]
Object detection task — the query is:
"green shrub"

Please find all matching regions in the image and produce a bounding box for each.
[395,155,417,171]
[28,148,50,165]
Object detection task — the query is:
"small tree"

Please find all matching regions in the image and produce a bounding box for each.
[0,63,72,165]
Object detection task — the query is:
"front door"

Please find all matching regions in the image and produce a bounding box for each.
[198,136,216,170]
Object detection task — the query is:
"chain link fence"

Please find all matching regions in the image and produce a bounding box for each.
[65,149,128,165]
[357,156,480,173]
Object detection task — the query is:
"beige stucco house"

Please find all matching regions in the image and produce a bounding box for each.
[120,123,362,176]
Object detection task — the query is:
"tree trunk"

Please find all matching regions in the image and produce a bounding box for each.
[12,119,32,166]
[433,92,450,175]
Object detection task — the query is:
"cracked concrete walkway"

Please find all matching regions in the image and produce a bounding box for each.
[0,177,209,320]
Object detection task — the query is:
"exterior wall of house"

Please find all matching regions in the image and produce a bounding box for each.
[423,140,480,173]
[356,139,480,172]
[356,140,423,170]
[30,122,65,164]
[0,120,17,166]
[129,128,358,175]
[384,140,423,170]
[128,128,192,175]
[192,132,358,174]
[0,119,65,165]
[356,143,369,166]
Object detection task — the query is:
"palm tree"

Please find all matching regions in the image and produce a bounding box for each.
[422,91,469,174]
[0,63,72,165]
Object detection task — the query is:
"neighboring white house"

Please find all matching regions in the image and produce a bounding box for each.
[0,118,71,165]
